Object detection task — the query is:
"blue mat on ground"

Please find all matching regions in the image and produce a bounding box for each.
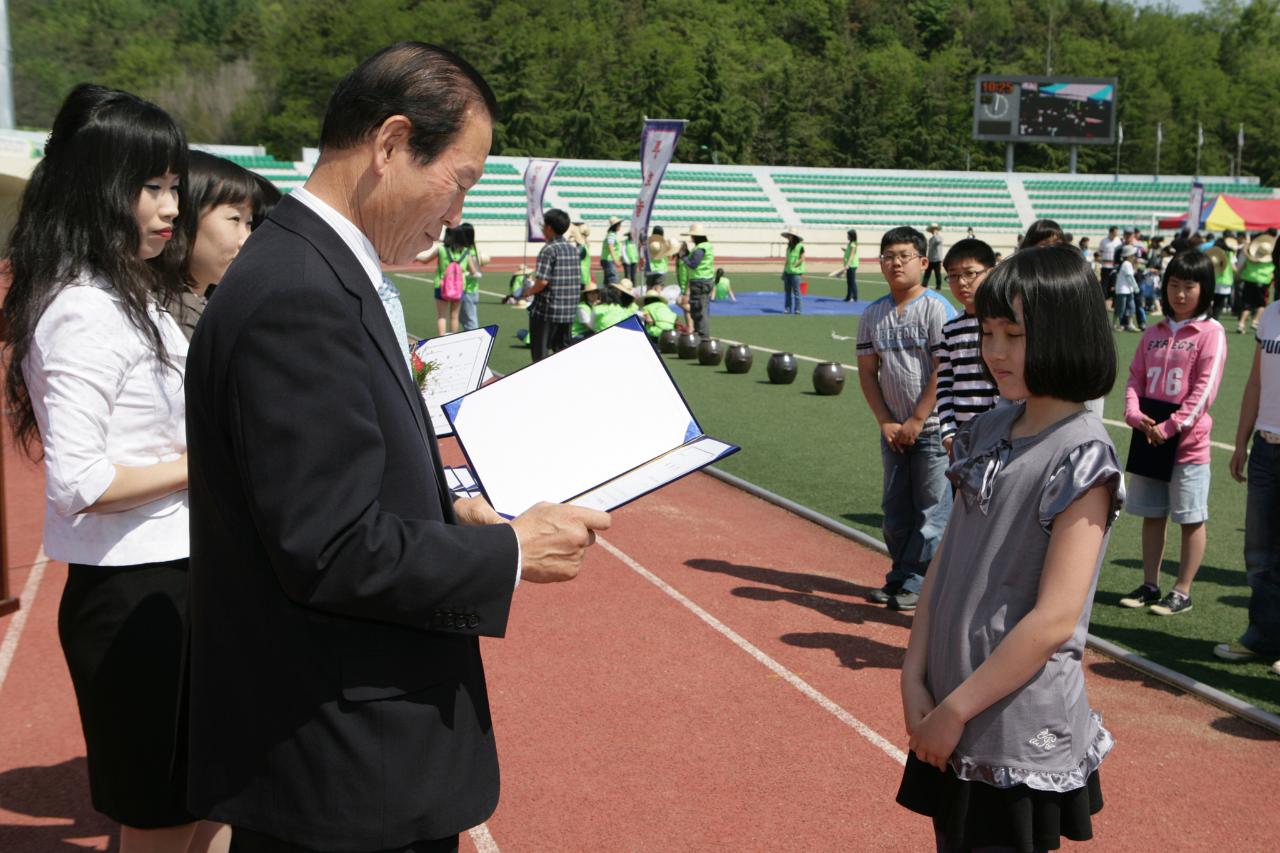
[708,291,870,317]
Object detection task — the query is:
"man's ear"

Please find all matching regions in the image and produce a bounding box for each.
[371,115,413,177]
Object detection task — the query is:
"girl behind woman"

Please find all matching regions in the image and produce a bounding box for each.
[458,221,483,332]
[433,226,476,336]
[897,245,1122,852]
[174,151,270,340]
[2,84,228,853]
[1119,250,1225,615]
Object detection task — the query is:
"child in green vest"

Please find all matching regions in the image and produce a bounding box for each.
[458,222,483,332]
[712,268,736,302]
[782,228,806,314]
[842,229,859,301]
[622,223,639,284]
[601,217,623,285]
[647,226,670,287]
[592,279,640,332]
[572,281,603,342]
[434,227,477,336]
[642,284,679,342]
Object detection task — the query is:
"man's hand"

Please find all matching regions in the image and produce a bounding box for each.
[510,502,612,583]
[895,416,924,448]
[880,421,903,451]
[942,434,954,457]
[453,495,504,526]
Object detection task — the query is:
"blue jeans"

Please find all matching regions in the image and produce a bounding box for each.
[880,431,953,594]
[783,272,802,313]
[460,290,479,331]
[601,260,618,285]
[1114,293,1135,328]
[845,267,858,301]
[1241,435,1280,656]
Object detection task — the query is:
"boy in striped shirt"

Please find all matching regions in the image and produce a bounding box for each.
[934,239,1000,455]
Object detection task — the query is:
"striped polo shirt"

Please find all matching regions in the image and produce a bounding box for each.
[933,312,999,438]
[856,289,956,431]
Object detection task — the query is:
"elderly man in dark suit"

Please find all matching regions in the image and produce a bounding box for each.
[184,42,610,853]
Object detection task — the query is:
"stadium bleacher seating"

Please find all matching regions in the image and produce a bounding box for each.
[1025,179,1276,232]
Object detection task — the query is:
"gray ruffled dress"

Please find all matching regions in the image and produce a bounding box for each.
[897,402,1124,851]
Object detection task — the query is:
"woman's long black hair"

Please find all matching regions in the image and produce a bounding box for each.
[3,83,189,455]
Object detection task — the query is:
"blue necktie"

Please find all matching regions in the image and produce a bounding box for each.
[376,275,413,375]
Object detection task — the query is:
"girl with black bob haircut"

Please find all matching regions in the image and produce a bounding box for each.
[174,150,280,339]
[898,244,1124,851]
[975,244,1117,402]
[2,84,230,852]
[1158,248,1215,319]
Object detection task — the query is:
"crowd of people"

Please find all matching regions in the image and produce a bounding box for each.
[1,36,1278,853]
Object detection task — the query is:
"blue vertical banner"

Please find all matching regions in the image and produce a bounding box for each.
[524,158,559,242]
[631,119,686,252]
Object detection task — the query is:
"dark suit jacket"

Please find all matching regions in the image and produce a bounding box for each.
[184,196,519,850]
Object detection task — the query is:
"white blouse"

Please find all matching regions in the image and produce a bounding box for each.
[22,274,189,566]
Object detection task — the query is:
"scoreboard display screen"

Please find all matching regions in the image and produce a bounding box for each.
[973,76,1117,145]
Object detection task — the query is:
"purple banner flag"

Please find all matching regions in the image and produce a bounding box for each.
[631,119,686,250]
[524,159,559,242]
[1185,182,1204,233]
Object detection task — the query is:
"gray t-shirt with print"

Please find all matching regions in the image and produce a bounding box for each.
[856,289,955,431]
[926,403,1124,791]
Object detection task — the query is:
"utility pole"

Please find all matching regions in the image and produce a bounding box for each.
[0,0,14,128]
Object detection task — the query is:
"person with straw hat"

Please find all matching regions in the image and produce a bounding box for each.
[621,221,639,285]
[1238,231,1275,334]
[781,226,806,314]
[646,225,671,287]
[601,215,624,285]
[571,280,602,342]
[591,278,641,333]
[642,281,679,343]
[679,223,715,337]
[504,265,534,305]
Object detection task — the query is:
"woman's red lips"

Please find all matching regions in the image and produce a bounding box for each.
[156,229,173,239]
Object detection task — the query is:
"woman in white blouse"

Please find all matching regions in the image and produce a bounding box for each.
[1,85,227,853]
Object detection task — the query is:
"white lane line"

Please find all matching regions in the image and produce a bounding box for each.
[0,547,50,698]
[468,823,500,853]
[597,536,907,766]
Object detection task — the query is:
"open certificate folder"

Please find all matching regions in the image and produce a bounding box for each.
[443,316,739,518]
[412,325,497,436]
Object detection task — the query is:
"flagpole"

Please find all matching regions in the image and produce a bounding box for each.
[1237,123,1244,178]
[1155,122,1162,177]
[1114,123,1122,177]
[1195,123,1203,180]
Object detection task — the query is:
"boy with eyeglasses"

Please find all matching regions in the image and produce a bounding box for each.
[934,239,1000,455]
[856,226,957,611]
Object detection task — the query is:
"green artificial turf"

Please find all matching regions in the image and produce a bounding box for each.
[392,268,1280,714]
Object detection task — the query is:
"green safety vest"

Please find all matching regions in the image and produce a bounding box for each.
[714,276,732,301]
[624,238,639,264]
[435,246,471,285]
[651,255,669,275]
[592,302,637,332]
[692,242,715,280]
[843,241,858,267]
[1216,254,1235,288]
[602,233,621,263]
[785,242,806,274]
[643,300,678,337]
[578,244,591,285]
[1241,259,1274,285]
[676,258,690,292]
[464,250,481,294]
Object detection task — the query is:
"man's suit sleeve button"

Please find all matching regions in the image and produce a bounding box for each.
[467,614,479,629]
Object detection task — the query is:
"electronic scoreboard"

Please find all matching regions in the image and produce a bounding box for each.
[973,76,1117,145]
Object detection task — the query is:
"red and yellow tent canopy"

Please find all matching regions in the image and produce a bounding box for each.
[1159,194,1280,232]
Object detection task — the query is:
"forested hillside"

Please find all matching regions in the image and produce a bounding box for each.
[12,0,1280,182]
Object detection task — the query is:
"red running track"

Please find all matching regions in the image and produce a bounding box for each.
[2,434,1278,851]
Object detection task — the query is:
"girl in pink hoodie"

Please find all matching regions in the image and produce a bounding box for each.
[1120,251,1227,615]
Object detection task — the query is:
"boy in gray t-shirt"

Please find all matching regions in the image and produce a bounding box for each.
[855,226,956,611]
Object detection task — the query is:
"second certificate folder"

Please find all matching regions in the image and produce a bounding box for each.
[443,316,739,518]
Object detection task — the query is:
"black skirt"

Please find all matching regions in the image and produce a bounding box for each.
[59,559,194,828]
[896,753,1103,852]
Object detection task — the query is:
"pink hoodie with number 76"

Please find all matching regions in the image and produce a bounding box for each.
[1123,315,1227,465]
